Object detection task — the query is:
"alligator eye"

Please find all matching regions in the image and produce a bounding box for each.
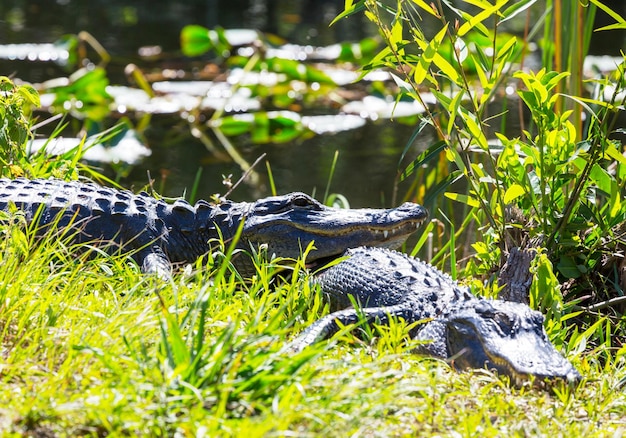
[494,312,515,334]
[291,195,314,208]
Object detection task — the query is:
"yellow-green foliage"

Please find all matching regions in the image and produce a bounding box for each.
[0,76,39,176]
[0,225,625,436]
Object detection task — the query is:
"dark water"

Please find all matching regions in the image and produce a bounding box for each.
[0,0,428,207]
[137,115,434,207]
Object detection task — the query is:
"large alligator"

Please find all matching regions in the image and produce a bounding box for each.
[288,246,581,384]
[0,178,427,279]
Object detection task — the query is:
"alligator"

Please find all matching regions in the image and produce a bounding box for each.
[0,178,427,279]
[288,246,581,384]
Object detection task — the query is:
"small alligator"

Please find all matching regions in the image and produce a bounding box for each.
[288,247,581,384]
[0,178,427,279]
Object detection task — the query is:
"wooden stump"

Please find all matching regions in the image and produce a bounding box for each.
[498,247,536,303]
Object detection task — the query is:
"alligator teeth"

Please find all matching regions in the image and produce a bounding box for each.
[383,230,389,238]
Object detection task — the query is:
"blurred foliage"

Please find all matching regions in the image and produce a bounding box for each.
[209,111,313,144]
[47,67,112,121]
[0,76,39,174]
[180,25,233,57]
[0,75,120,181]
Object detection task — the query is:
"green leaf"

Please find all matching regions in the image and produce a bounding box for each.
[543,71,570,92]
[414,24,448,85]
[472,43,491,71]
[460,112,488,150]
[517,89,538,109]
[431,89,452,107]
[212,116,252,136]
[399,140,447,181]
[398,117,435,166]
[365,46,393,70]
[595,23,626,31]
[267,58,334,84]
[458,0,508,37]
[463,0,496,8]
[530,253,563,318]
[447,91,465,136]
[589,163,615,195]
[432,51,462,84]
[212,111,307,144]
[48,67,111,120]
[445,145,468,174]
[17,84,40,107]
[390,14,404,51]
[424,170,464,205]
[495,35,518,62]
[409,0,439,17]
[604,142,626,165]
[11,226,29,257]
[500,0,537,24]
[503,183,525,204]
[588,0,626,26]
[330,0,367,26]
[474,55,490,92]
[251,113,270,143]
[338,37,379,63]
[180,25,212,57]
[556,256,583,279]
[444,192,480,207]
[457,10,491,38]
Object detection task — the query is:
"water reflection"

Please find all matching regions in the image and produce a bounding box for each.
[132,116,435,207]
[1,0,421,208]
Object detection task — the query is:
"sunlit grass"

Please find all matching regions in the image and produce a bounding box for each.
[0,226,624,436]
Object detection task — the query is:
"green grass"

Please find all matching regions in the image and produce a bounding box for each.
[0,227,624,437]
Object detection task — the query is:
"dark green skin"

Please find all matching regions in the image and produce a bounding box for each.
[288,247,581,384]
[0,178,428,279]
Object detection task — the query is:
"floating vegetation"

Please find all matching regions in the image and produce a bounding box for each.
[209,111,367,143]
[0,32,109,70]
[5,23,547,171]
[17,25,412,170]
[40,67,112,120]
[104,83,261,115]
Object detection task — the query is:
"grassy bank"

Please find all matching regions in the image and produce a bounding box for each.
[0,232,623,436]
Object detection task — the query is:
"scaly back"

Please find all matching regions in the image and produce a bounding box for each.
[315,247,471,319]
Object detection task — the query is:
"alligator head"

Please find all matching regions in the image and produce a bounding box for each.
[417,299,581,385]
[208,192,427,276]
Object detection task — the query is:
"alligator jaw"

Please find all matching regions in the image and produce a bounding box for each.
[295,219,426,268]
[484,350,581,388]
[456,338,582,387]
[238,193,428,268]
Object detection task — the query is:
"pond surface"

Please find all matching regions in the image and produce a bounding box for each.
[140,114,435,206]
[0,0,437,207]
